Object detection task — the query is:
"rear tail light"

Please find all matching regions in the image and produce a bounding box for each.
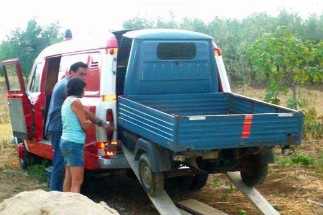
[214,48,223,56]
[97,142,106,156]
[102,95,116,102]
[106,108,113,122]
[106,108,114,140]
[106,48,118,55]
[105,145,117,157]
[212,42,223,56]
[97,108,116,157]
[97,142,118,158]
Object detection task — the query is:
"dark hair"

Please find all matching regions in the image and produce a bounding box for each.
[66,78,86,97]
[70,62,88,73]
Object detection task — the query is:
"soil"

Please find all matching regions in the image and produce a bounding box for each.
[0,140,322,215]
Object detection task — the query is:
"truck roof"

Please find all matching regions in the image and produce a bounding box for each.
[36,32,118,60]
[123,29,212,40]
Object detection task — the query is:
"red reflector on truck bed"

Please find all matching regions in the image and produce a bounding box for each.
[241,115,253,138]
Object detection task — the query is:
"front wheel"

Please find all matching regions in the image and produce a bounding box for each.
[139,153,164,196]
[240,163,268,187]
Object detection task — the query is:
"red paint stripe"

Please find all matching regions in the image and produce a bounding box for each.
[242,115,253,138]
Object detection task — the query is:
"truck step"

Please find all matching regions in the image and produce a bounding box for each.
[226,172,279,215]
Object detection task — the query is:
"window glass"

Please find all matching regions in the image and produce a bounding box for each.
[4,64,20,91]
[59,53,101,95]
[29,62,44,92]
[157,43,196,59]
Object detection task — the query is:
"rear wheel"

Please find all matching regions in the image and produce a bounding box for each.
[241,163,268,187]
[177,173,209,190]
[191,173,209,189]
[17,143,42,169]
[178,175,194,190]
[17,143,31,169]
[139,153,164,196]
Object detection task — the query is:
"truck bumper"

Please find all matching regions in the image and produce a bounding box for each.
[98,154,130,169]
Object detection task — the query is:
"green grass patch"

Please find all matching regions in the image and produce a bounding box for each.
[275,153,322,174]
[275,153,315,166]
[239,210,248,215]
[27,160,51,183]
[290,154,315,166]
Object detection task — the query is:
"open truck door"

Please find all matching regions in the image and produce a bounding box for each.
[2,59,33,139]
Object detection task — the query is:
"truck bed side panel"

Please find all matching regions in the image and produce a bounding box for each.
[130,93,228,115]
[118,97,179,151]
[228,93,292,114]
[177,113,303,151]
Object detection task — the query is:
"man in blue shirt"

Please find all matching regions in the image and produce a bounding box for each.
[46,62,88,191]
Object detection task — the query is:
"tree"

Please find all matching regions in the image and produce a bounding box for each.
[123,16,154,29]
[0,19,63,80]
[247,27,323,108]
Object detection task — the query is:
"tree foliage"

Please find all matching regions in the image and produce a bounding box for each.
[246,27,322,108]
[0,19,63,80]
[122,10,323,88]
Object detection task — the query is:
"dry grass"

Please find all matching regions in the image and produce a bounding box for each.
[0,82,10,124]
[0,124,13,151]
[0,81,12,151]
[232,84,323,116]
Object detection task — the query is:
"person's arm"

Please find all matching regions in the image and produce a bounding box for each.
[71,100,92,131]
[83,106,114,132]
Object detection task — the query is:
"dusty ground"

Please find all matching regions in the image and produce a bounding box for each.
[0,139,322,215]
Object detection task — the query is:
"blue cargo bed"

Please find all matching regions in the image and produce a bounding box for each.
[118,93,303,152]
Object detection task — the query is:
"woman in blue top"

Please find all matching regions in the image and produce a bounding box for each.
[60,78,96,193]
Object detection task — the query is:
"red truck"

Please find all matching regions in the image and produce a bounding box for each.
[2,30,131,174]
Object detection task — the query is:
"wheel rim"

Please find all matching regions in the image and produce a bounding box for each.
[140,162,153,189]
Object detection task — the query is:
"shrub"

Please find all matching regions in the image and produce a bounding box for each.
[302,107,323,140]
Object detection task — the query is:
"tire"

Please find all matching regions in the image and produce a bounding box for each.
[241,163,268,187]
[17,143,42,169]
[139,153,164,197]
[191,173,209,190]
[17,143,30,169]
[178,176,194,190]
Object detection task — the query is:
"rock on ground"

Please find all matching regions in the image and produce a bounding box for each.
[0,189,119,215]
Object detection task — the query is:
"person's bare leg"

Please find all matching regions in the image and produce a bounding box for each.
[70,166,84,193]
[63,167,72,192]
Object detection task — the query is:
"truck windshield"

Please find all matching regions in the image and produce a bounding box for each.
[157,43,196,59]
